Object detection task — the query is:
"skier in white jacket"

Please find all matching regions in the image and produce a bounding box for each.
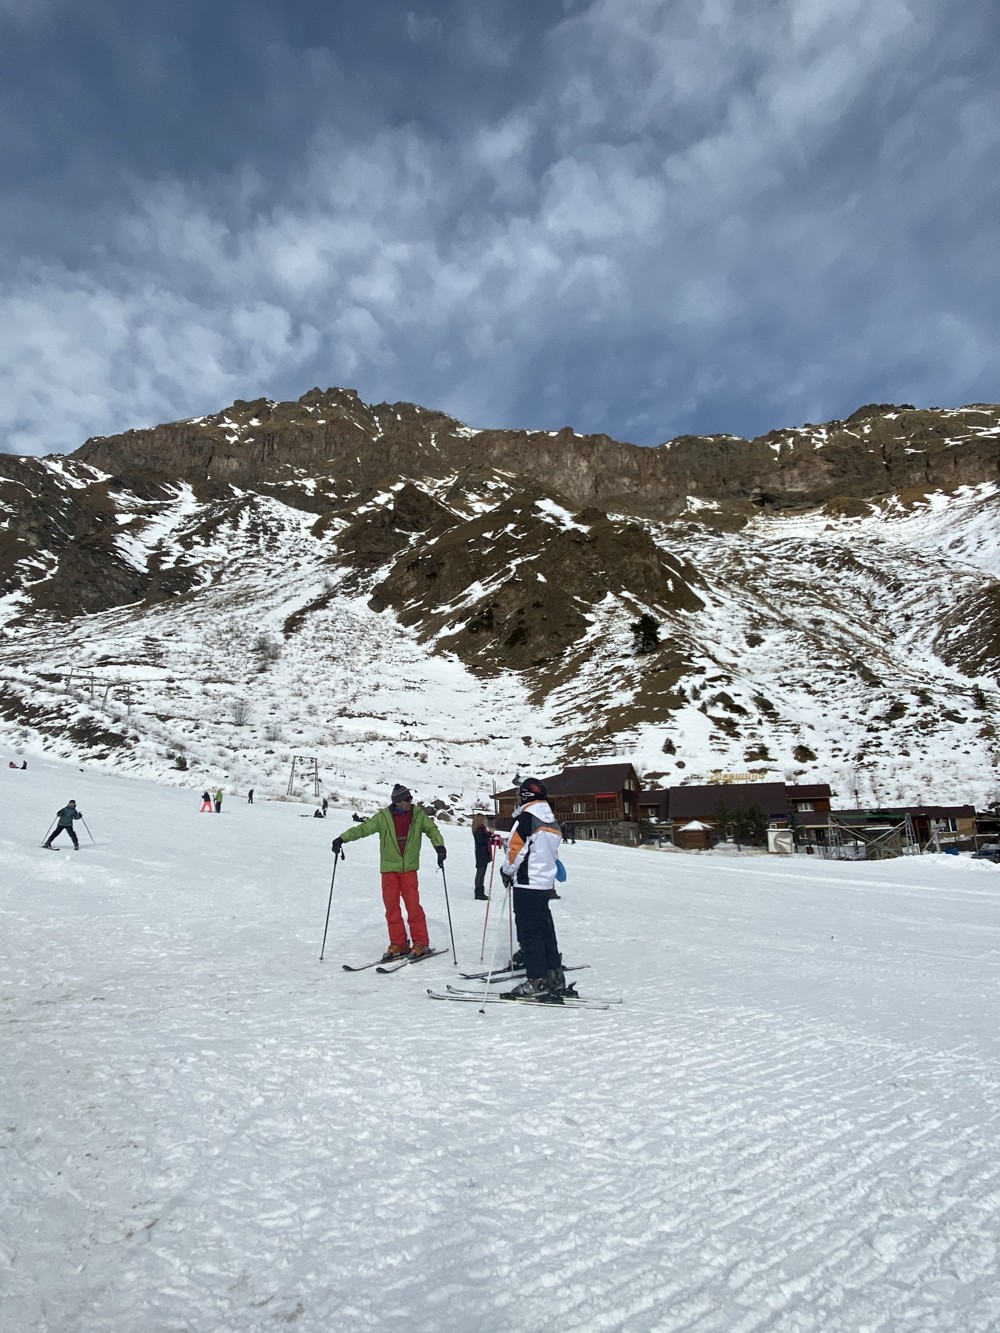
[500,778,566,1001]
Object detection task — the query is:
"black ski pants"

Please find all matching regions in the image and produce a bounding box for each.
[474,859,489,895]
[46,825,79,849]
[512,886,560,981]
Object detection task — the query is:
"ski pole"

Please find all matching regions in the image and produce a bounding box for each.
[480,835,503,960]
[479,894,491,962]
[479,845,498,958]
[507,875,514,966]
[439,863,457,966]
[480,877,514,1004]
[81,817,95,845]
[39,819,56,847]
[319,849,343,961]
[488,836,498,895]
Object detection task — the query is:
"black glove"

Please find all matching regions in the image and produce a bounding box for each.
[436,845,447,865]
[500,868,514,888]
[331,837,344,856]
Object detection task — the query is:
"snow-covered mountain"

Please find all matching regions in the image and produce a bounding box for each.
[1,391,998,811]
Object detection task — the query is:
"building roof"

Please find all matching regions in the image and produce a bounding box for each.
[668,782,791,821]
[787,784,832,801]
[495,763,639,799]
[639,788,670,819]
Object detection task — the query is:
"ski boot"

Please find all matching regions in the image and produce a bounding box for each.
[546,966,576,998]
[381,943,411,962]
[501,977,563,1004]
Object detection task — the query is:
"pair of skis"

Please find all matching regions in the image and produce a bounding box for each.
[341,948,448,974]
[427,984,616,1010]
[341,953,616,1009]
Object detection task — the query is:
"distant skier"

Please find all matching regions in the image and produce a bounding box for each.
[200,790,213,812]
[247,788,254,805]
[472,813,491,900]
[214,787,223,814]
[322,797,328,816]
[500,778,565,1001]
[43,800,84,850]
[330,783,446,961]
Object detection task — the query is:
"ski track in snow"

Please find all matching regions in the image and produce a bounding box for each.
[2,760,1000,1332]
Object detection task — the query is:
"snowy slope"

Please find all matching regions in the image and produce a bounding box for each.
[3,759,1000,1332]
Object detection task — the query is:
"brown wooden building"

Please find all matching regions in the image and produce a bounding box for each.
[640,780,833,849]
[493,763,643,844]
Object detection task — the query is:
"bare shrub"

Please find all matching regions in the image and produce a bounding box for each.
[252,634,282,663]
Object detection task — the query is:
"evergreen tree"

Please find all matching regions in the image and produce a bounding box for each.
[631,613,661,654]
[714,799,732,841]
[732,804,769,846]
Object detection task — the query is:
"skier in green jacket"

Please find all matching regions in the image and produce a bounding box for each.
[331,783,446,961]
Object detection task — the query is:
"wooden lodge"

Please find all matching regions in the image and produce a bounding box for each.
[640,780,833,849]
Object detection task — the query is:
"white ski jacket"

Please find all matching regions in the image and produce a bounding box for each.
[504,798,562,890]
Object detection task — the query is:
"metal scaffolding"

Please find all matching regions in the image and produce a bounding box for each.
[827,812,918,860]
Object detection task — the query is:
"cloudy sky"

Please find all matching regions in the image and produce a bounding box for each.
[2,0,998,456]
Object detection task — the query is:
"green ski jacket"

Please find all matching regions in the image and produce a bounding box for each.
[339,804,445,873]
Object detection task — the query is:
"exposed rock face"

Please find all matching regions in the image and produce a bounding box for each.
[72,391,1000,517]
[367,496,704,670]
[0,457,151,613]
[3,390,1000,647]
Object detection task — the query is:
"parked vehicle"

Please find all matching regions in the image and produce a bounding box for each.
[970,844,1000,863]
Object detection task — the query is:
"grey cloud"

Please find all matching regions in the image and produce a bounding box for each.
[405,12,443,44]
[2,0,998,455]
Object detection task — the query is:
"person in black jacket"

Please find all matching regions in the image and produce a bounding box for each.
[472,814,491,900]
[44,800,83,849]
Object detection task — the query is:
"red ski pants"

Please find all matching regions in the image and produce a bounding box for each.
[381,871,428,949]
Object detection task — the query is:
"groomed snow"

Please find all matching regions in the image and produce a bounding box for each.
[3,759,1000,1332]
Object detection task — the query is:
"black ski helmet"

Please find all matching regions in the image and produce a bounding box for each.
[519,777,547,804]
